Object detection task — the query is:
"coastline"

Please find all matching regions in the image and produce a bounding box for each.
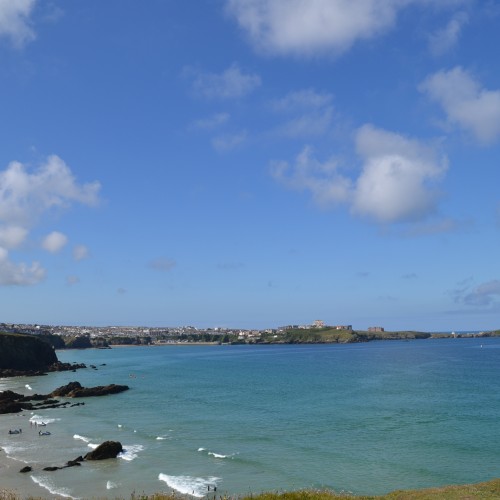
[2,339,500,499]
[0,446,68,499]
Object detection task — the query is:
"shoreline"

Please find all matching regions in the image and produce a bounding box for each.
[0,447,68,500]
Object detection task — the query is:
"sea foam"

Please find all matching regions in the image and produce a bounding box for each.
[29,415,60,425]
[31,475,75,499]
[119,444,144,461]
[73,434,91,443]
[158,474,220,498]
[106,480,118,489]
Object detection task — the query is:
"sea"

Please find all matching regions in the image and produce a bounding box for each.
[0,337,499,499]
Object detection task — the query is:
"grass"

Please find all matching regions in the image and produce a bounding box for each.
[2,478,500,500]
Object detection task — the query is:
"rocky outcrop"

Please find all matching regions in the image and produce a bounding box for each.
[84,441,123,460]
[0,333,58,371]
[18,443,122,474]
[50,381,129,398]
[1,382,128,415]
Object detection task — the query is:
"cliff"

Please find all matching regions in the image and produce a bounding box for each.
[0,332,58,371]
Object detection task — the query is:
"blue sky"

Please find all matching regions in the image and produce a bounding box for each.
[1,0,499,331]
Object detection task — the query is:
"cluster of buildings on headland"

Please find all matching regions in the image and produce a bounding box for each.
[2,321,495,346]
[1,320,386,344]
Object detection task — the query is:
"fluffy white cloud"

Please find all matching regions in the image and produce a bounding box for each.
[0,0,36,47]
[0,247,45,285]
[226,0,405,56]
[226,0,469,57]
[42,231,67,253]
[420,66,500,144]
[0,155,100,228]
[271,125,447,224]
[73,244,89,261]
[185,63,261,99]
[0,155,100,286]
[271,146,352,207]
[352,125,448,222]
[428,11,468,56]
[0,225,28,249]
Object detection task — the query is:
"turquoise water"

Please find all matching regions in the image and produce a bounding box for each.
[1,338,499,498]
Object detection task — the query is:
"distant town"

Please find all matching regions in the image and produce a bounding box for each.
[1,320,497,348]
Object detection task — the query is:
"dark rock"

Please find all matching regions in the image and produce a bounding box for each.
[0,333,57,371]
[51,381,129,398]
[65,460,81,467]
[43,466,60,471]
[84,441,123,460]
[19,466,32,473]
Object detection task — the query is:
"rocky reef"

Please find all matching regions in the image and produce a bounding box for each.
[0,382,129,414]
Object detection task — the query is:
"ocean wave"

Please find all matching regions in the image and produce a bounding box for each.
[158,474,220,498]
[208,451,231,459]
[88,443,99,450]
[29,415,60,425]
[106,480,118,489]
[31,475,76,499]
[73,434,91,443]
[25,384,32,390]
[119,444,144,461]
[199,447,235,459]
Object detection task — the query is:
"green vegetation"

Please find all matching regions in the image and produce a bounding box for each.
[1,478,500,499]
[261,328,430,344]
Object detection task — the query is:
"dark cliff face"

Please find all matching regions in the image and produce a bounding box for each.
[0,332,59,370]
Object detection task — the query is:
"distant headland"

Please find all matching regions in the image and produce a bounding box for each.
[1,321,499,350]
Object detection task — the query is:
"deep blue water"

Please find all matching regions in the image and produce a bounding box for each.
[1,338,499,498]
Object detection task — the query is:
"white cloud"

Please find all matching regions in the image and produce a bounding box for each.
[185,63,261,99]
[0,225,28,249]
[73,244,89,261]
[272,89,334,137]
[0,155,100,228]
[271,125,447,224]
[42,231,67,253]
[0,246,45,285]
[0,155,100,286]
[271,146,352,207]
[0,0,36,47]
[193,113,230,130]
[352,125,448,222]
[226,0,404,56]
[226,0,470,57]
[428,11,468,56]
[420,66,500,144]
[272,89,333,111]
[212,131,247,152]
[464,280,500,307]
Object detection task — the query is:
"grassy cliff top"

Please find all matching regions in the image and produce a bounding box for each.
[1,478,499,500]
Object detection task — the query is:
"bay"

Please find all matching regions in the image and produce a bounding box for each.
[1,337,499,499]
